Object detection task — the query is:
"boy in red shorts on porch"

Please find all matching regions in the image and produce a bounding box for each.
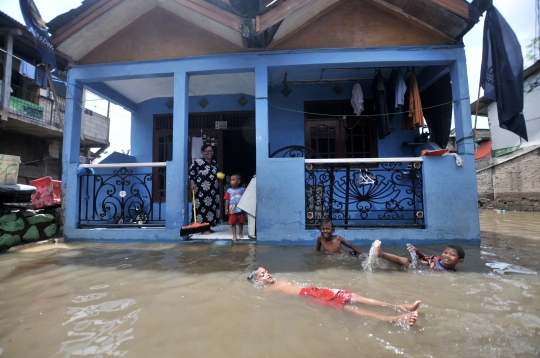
[224,173,246,241]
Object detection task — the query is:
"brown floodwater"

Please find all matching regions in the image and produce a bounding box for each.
[0,209,539,357]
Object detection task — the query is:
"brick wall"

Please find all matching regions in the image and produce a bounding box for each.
[477,148,540,211]
[82,111,110,142]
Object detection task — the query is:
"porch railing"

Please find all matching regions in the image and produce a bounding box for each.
[77,163,166,228]
[305,158,425,229]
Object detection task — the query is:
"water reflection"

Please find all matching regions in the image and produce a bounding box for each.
[0,210,538,357]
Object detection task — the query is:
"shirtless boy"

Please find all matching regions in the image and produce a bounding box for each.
[248,267,420,326]
[372,240,465,272]
[316,219,363,256]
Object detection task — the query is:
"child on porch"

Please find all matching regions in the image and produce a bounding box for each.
[224,173,246,241]
[371,240,465,272]
[316,219,364,256]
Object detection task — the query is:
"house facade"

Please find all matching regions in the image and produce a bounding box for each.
[50,0,486,245]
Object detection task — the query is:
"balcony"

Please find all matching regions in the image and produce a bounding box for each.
[77,163,166,228]
[305,158,425,229]
[6,85,109,147]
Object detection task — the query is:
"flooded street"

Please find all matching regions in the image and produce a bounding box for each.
[0,209,539,357]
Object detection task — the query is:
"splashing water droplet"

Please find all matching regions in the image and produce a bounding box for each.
[409,248,418,270]
[362,242,378,271]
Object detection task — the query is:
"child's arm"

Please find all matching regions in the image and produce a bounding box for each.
[316,236,322,251]
[339,237,363,255]
[224,191,230,215]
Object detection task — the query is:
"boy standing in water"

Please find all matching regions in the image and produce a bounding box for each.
[316,219,363,256]
[372,240,465,272]
[224,173,246,241]
[248,267,420,326]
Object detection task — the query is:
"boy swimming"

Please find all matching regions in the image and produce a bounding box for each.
[372,240,465,272]
[248,267,420,326]
[316,219,363,256]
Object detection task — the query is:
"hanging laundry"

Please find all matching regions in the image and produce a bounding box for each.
[350,83,364,115]
[402,72,425,130]
[385,68,407,132]
[19,60,36,80]
[386,68,407,109]
[191,136,204,163]
[371,70,392,139]
[34,69,49,89]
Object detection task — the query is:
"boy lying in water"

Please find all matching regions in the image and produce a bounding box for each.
[372,240,465,272]
[316,219,363,256]
[247,267,420,326]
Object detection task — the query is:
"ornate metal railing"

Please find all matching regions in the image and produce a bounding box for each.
[305,158,424,229]
[77,163,166,227]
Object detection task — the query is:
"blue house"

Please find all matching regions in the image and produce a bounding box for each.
[49,0,486,245]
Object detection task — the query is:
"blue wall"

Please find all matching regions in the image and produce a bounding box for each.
[267,82,421,157]
[62,46,480,245]
[132,95,256,161]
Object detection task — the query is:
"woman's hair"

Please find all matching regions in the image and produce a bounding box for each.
[247,268,262,282]
[201,144,214,153]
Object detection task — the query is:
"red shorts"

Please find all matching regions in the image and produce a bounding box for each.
[228,212,246,225]
[299,287,353,308]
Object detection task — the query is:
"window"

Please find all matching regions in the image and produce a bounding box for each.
[304,100,378,159]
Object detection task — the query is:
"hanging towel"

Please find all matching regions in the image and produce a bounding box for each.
[402,72,425,130]
[386,69,407,110]
[371,70,392,139]
[395,69,407,107]
[191,136,204,162]
[350,83,364,116]
[34,69,49,89]
[19,60,36,80]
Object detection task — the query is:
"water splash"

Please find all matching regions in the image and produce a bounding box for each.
[361,242,378,271]
[409,247,418,270]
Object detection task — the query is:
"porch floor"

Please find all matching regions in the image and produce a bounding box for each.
[186,223,255,242]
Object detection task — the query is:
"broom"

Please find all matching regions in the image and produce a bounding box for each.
[180,190,211,236]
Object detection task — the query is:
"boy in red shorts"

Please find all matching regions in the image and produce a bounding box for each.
[248,267,420,326]
[224,173,246,241]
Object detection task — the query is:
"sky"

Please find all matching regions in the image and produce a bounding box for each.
[1,0,538,139]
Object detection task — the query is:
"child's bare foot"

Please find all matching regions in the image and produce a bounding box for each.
[232,236,237,241]
[372,240,383,258]
[398,300,421,311]
[393,311,418,326]
[239,233,244,239]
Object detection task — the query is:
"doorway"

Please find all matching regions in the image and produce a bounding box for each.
[222,129,256,186]
[188,111,256,220]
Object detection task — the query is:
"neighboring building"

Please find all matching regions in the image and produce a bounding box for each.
[0,11,110,182]
[471,60,540,211]
[49,0,487,244]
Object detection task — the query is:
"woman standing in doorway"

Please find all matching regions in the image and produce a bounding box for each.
[188,144,220,233]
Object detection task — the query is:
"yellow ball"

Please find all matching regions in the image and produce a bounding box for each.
[216,172,225,180]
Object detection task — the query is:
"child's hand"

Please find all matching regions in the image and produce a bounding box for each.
[406,244,417,252]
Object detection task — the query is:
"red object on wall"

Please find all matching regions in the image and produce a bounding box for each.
[475,140,492,160]
[30,176,61,209]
